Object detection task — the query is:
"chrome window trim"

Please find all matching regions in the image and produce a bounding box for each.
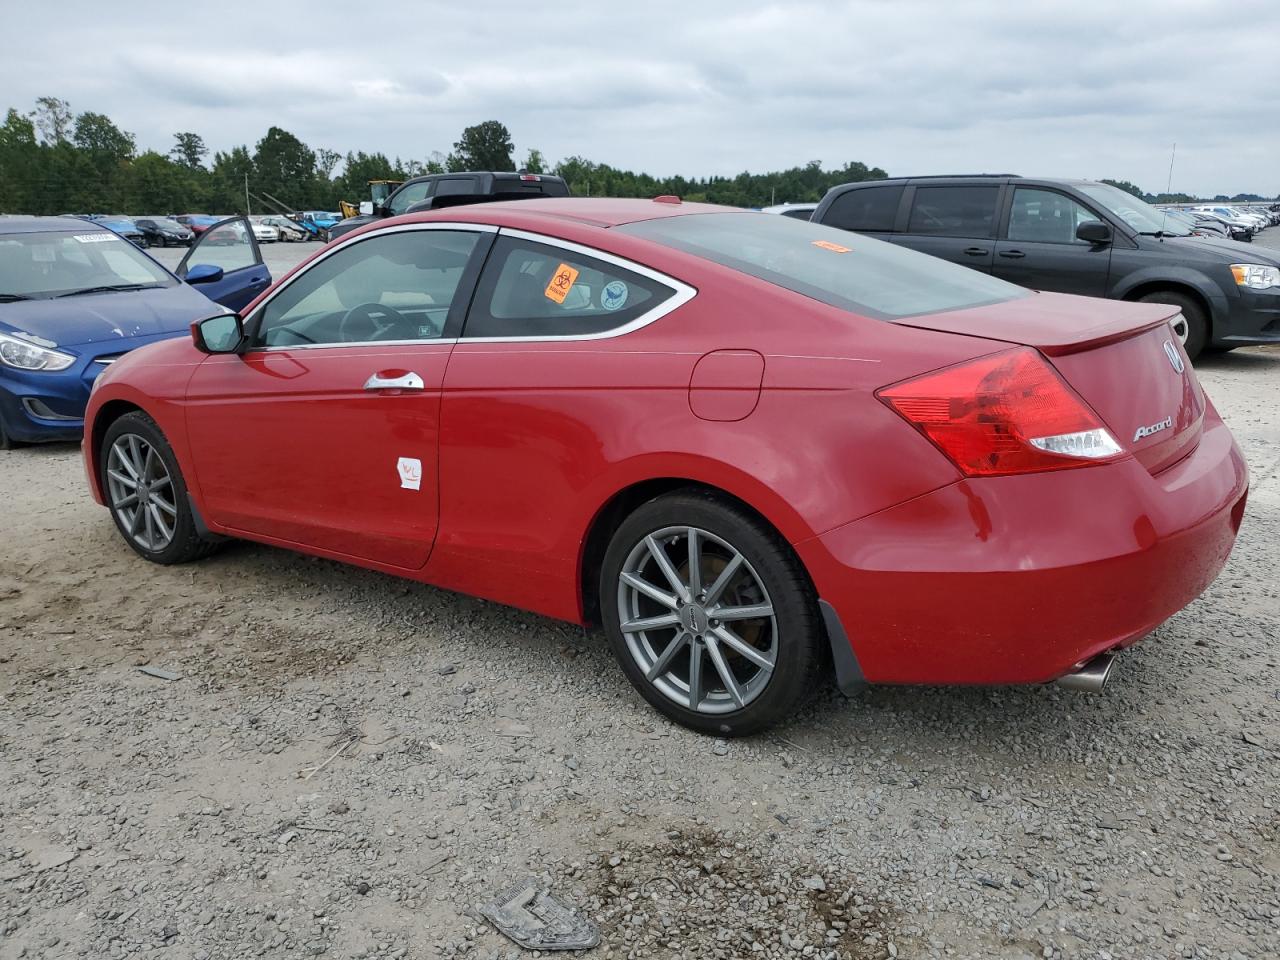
[458,227,696,343]
[243,221,696,353]
[244,222,498,353]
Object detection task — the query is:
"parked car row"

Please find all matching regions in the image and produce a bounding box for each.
[763,176,1280,359]
[0,215,271,449]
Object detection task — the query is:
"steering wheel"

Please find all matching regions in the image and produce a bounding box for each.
[337,302,411,343]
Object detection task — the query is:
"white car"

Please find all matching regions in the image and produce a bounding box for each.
[258,216,308,242]
[250,220,280,243]
[759,203,818,221]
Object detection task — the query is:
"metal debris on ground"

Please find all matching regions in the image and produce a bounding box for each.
[480,877,600,951]
[137,666,181,681]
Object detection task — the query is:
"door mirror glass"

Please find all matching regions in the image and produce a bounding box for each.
[186,263,225,284]
[192,313,243,353]
[359,201,374,216]
[1076,220,1112,244]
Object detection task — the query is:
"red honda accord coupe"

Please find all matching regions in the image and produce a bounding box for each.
[82,198,1248,735]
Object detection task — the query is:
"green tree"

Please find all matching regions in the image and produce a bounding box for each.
[171,132,208,169]
[31,96,72,145]
[252,126,316,208]
[523,148,546,174]
[210,145,254,213]
[448,120,515,172]
[0,108,39,212]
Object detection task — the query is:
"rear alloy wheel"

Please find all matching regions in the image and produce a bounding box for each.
[601,491,823,736]
[101,412,219,564]
[1138,291,1207,360]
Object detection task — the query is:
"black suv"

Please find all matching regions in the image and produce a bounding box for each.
[811,176,1280,358]
[328,171,570,242]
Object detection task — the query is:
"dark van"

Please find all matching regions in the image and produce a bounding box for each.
[811,176,1280,358]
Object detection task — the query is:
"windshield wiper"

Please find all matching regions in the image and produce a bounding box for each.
[0,293,34,302]
[1137,230,1187,238]
[55,283,162,298]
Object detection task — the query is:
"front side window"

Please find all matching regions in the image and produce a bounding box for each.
[1007,188,1099,244]
[822,184,905,232]
[250,229,480,347]
[387,181,432,216]
[907,185,1000,238]
[184,220,257,275]
[0,230,173,299]
[618,212,1027,321]
[463,236,674,339]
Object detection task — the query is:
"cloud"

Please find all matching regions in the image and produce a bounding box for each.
[2,0,1277,195]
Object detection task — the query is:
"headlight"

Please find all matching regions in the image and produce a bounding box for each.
[0,331,76,372]
[1230,264,1280,289]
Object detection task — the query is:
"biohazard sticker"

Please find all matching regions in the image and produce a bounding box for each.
[544,263,579,304]
[397,457,422,491]
[811,239,852,253]
[601,280,629,311]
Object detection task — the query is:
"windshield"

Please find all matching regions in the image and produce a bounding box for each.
[618,212,1028,320]
[0,230,174,299]
[1075,182,1191,236]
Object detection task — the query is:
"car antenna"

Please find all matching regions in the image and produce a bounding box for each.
[1160,142,1176,239]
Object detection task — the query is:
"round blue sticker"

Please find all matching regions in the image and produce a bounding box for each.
[601,280,629,311]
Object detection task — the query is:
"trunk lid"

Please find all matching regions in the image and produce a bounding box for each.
[896,291,1204,475]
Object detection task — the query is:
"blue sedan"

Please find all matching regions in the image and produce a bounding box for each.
[0,216,270,448]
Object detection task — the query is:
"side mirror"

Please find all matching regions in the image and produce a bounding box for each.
[191,313,244,354]
[1076,220,1112,244]
[359,201,374,216]
[186,263,225,284]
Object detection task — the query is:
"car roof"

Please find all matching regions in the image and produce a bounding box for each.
[0,216,110,235]
[400,196,731,229]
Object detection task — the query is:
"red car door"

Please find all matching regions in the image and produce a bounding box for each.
[183,226,492,569]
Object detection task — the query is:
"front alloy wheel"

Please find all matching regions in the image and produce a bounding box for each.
[106,433,177,552]
[100,411,220,564]
[601,491,823,736]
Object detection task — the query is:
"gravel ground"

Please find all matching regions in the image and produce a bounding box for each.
[1,236,1278,960]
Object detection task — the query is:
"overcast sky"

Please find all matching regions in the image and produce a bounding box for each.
[3,1,1278,197]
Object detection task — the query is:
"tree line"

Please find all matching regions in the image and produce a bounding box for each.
[2,96,1271,217]
[0,96,890,216]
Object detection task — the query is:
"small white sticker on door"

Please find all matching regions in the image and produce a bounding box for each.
[397,457,422,491]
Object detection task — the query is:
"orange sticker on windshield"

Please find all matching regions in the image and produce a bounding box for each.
[812,240,852,253]
[544,263,580,303]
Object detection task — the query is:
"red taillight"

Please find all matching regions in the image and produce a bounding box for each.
[877,348,1123,477]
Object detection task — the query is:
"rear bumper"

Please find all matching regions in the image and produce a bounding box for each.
[799,412,1248,685]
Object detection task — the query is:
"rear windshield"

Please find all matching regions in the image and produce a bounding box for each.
[617,212,1027,320]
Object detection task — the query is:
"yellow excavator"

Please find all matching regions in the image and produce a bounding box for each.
[338,180,402,219]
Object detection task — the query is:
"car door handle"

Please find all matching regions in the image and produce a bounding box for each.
[363,371,424,391]
[963,247,989,257]
[998,250,1026,259]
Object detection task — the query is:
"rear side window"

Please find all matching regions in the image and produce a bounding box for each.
[618,212,1027,320]
[463,236,675,339]
[822,185,904,232]
[435,178,479,197]
[907,185,1000,238]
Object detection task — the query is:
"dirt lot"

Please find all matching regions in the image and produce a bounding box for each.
[1,239,1278,960]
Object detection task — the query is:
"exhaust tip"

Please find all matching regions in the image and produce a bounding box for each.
[1054,653,1116,693]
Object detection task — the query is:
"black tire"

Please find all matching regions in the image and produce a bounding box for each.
[1137,291,1208,361]
[100,411,219,565]
[599,489,824,736]
[0,415,14,451]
